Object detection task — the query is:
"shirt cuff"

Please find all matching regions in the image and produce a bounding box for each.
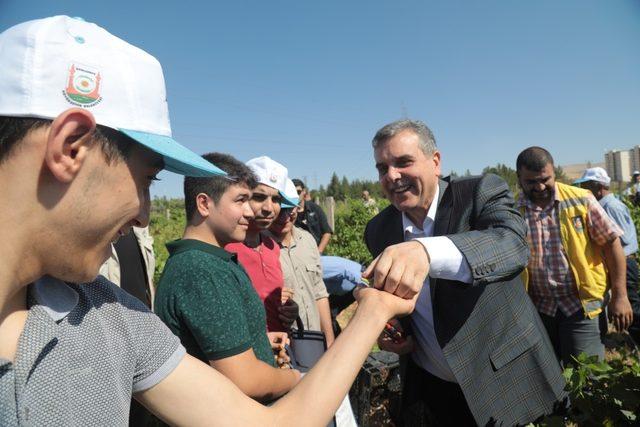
[413,236,473,284]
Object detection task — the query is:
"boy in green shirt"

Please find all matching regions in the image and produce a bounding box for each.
[155,153,300,402]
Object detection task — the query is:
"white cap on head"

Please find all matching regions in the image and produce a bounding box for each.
[574,167,611,186]
[0,15,224,177]
[246,155,288,190]
[282,178,300,208]
[246,156,300,208]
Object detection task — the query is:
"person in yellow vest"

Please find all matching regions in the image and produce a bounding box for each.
[516,147,633,365]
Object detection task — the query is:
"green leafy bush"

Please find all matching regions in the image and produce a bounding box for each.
[149,198,185,284]
[324,198,388,265]
[533,350,640,426]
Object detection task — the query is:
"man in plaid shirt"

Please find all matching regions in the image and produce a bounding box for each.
[516,147,633,365]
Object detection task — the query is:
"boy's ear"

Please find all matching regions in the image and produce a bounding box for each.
[45,108,97,183]
[196,193,213,218]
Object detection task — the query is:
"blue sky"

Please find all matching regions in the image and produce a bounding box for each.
[2,1,639,197]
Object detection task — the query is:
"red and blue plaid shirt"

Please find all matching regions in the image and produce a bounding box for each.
[518,186,622,317]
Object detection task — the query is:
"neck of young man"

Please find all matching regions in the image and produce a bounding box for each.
[280,229,294,247]
[0,221,45,314]
[244,228,262,248]
[183,224,221,248]
[0,220,33,361]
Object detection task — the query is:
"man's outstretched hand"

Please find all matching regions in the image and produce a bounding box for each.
[363,240,430,299]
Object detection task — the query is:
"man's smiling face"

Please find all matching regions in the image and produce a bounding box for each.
[64,142,163,282]
[374,129,441,223]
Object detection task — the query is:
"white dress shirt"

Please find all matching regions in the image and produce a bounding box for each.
[403,185,473,383]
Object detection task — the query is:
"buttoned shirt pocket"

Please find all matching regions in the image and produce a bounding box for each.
[305,263,322,281]
[490,322,542,371]
[305,263,328,300]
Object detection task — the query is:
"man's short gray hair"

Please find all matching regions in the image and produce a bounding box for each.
[371,119,437,154]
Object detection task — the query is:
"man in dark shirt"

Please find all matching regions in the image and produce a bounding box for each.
[292,178,333,253]
[155,153,301,402]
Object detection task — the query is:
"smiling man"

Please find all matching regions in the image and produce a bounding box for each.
[363,120,565,425]
[154,153,301,402]
[0,16,419,427]
[516,147,632,365]
[227,156,299,332]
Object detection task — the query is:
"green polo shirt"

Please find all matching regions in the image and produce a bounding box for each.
[154,239,274,366]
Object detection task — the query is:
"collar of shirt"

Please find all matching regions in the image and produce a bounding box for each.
[402,185,439,238]
[599,193,616,209]
[167,238,236,262]
[30,276,79,322]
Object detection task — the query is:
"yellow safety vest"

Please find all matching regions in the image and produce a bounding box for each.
[519,182,608,318]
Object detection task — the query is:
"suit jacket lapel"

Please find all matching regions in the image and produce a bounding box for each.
[434,179,451,236]
[388,207,404,248]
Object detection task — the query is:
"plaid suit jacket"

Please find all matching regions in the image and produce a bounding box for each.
[365,174,566,426]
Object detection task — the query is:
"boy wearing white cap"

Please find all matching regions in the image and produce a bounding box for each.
[269,179,336,346]
[0,16,415,426]
[227,156,300,333]
[575,167,640,343]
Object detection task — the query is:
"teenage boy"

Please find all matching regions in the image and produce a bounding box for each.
[269,179,335,346]
[154,153,300,402]
[227,156,298,332]
[0,16,416,426]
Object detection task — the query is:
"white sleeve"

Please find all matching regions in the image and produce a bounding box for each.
[413,236,473,284]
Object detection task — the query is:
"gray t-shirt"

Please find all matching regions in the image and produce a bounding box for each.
[0,276,185,426]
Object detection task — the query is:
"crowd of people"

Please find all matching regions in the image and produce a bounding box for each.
[1,15,638,427]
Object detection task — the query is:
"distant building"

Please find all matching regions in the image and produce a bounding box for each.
[630,145,640,174]
[605,149,632,183]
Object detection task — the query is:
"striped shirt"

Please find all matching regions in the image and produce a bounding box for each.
[518,186,622,316]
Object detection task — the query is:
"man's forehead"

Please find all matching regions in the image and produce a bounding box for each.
[253,183,279,195]
[519,165,554,179]
[374,136,422,160]
[228,182,251,195]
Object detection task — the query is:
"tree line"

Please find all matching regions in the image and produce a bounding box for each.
[314,165,568,201]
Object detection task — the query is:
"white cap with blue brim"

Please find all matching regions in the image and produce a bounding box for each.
[281,178,300,209]
[573,167,611,186]
[0,15,224,178]
[246,156,299,208]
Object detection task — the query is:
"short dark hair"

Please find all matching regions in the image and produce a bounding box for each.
[292,178,305,189]
[516,146,555,172]
[184,152,257,221]
[0,116,132,165]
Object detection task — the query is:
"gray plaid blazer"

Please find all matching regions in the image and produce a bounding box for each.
[365,174,566,426]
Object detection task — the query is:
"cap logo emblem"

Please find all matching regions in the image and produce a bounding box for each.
[269,174,278,183]
[62,64,103,107]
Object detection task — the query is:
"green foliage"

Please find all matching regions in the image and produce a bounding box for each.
[149,198,185,284]
[534,350,640,426]
[321,172,383,201]
[324,198,388,265]
[483,163,519,194]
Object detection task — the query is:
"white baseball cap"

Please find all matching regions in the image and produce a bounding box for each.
[573,167,611,185]
[0,15,225,177]
[281,178,300,209]
[246,156,298,208]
